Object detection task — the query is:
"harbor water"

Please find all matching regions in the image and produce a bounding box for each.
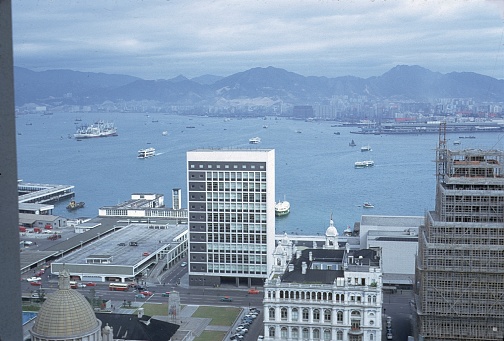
[15,112,504,236]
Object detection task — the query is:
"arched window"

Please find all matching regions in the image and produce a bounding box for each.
[269,307,275,320]
[337,311,343,323]
[323,329,331,340]
[313,328,320,340]
[373,295,377,303]
[324,309,331,322]
[337,330,343,340]
[281,307,288,320]
[292,327,299,339]
[313,309,320,322]
[302,308,309,321]
[302,328,309,340]
[269,327,276,337]
[370,333,374,340]
[281,327,288,339]
[292,308,299,321]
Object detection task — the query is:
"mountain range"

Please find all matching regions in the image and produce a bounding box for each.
[14,65,504,108]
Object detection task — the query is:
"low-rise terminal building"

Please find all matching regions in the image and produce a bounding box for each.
[51,222,188,283]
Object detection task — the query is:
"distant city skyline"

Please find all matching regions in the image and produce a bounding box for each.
[12,1,504,80]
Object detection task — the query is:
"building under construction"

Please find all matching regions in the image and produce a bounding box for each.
[414,125,504,340]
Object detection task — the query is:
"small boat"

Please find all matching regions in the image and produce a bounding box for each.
[354,160,374,168]
[363,202,374,208]
[334,132,341,135]
[138,147,156,158]
[361,145,372,152]
[67,200,85,210]
[349,140,356,147]
[275,199,290,216]
[249,137,261,144]
[263,125,268,129]
[453,140,461,145]
[296,130,302,134]
[162,131,168,136]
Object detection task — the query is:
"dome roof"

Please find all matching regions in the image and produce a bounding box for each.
[32,270,100,338]
[325,218,338,237]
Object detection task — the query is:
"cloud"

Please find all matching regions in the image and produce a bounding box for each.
[12,0,504,80]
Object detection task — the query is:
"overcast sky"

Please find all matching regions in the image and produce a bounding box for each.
[11,0,504,80]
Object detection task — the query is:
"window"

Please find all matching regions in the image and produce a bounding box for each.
[324,329,331,340]
[313,328,320,340]
[292,328,299,339]
[337,330,343,340]
[302,328,309,340]
[337,311,343,323]
[281,307,287,320]
[281,327,288,339]
[269,307,275,320]
[292,308,299,321]
[324,309,331,322]
[302,308,309,321]
[269,327,275,338]
[313,309,320,322]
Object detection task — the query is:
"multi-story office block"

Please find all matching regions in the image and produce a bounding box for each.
[414,131,504,340]
[264,222,383,341]
[187,149,275,287]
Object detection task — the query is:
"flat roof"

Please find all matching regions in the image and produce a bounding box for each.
[54,223,186,267]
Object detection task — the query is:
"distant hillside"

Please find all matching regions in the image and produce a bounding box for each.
[13,65,504,107]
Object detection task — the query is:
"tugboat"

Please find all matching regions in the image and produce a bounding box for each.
[67,200,85,211]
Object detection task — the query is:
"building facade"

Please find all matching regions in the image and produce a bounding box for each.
[263,221,383,341]
[414,134,504,340]
[187,149,276,287]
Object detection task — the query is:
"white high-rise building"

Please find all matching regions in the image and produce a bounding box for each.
[186,149,276,287]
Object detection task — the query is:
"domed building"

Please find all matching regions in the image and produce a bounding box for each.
[30,269,103,341]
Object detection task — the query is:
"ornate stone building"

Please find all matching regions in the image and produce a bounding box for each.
[263,218,383,341]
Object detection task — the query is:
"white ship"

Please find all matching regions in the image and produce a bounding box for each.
[74,121,117,139]
[361,145,372,152]
[138,147,156,158]
[275,199,290,216]
[249,137,261,144]
[354,160,374,168]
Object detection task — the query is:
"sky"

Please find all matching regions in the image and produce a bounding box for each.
[11,0,504,80]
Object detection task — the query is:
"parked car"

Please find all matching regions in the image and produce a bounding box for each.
[180,262,187,267]
[248,288,260,294]
[162,292,170,297]
[135,294,146,299]
[220,296,233,302]
[26,277,41,282]
[35,270,45,277]
[257,336,264,340]
[86,282,96,286]
[387,331,393,340]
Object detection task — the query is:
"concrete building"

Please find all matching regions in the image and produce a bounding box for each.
[263,220,383,341]
[359,215,422,286]
[414,130,504,340]
[186,148,276,287]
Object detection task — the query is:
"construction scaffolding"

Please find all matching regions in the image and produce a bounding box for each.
[415,124,504,340]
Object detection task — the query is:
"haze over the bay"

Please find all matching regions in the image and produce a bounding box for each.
[12,0,504,80]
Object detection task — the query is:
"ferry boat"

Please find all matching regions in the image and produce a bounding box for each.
[361,145,372,152]
[354,160,374,168]
[275,199,290,216]
[74,121,117,139]
[138,147,156,158]
[249,137,261,144]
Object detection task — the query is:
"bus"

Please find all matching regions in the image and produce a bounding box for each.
[109,283,129,291]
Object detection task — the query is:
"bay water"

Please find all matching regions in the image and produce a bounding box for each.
[15,112,504,236]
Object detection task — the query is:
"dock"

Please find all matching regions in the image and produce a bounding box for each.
[18,181,75,204]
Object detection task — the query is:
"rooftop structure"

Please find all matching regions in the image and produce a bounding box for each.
[414,124,504,340]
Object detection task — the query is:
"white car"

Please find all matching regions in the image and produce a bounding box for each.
[27,277,42,282]
[180,262,187,267]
